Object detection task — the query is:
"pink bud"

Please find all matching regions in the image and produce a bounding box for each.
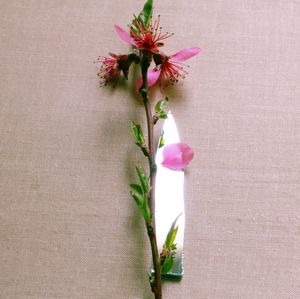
[161,143,194,171]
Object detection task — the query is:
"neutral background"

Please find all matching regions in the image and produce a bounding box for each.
[1,0,300,298]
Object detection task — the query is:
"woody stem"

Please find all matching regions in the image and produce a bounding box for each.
[139,52,162,299]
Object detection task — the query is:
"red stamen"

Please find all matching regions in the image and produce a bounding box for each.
[130,16,173,52]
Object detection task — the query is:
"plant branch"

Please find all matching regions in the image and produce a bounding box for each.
[139,52,162,299]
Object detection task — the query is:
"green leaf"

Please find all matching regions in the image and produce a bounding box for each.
[159,112,168,119]
[136,164,149,195]
[164,213,181,248]
[140,0,153,29]
[161,253,174,274]
[131,191,143,206]
[155,97,168,113]
[155,97,169,120]
[129,183,152,221]
[129,183,143,196]
[160,214,182,273]
[130,165,151,221]
[142,200,152,221]
[131,122,145,146]
[159,136,165,148]
[131,0,153,35]
[131,122,149,157]
[166,227,178,248]
[130,185,144,207]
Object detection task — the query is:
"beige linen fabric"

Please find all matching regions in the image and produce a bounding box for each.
[1,0,300,298]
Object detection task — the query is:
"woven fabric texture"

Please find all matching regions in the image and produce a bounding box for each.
[1,1,300,298]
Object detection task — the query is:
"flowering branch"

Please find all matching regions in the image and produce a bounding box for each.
[96,1,200,298]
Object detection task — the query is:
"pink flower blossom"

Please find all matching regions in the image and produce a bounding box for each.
[135,47,201,90]
[115,16,173,53]
[161,143,194,171]
[153,47,201,85]
[96,53,123,85]
[96,53,131,86]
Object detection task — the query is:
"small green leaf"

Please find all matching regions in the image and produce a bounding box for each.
[130,190,144,207]
[130,164,152,221]
[130,22,139,34]
[136,164,149,195]
[159,112,168,119]
[131,122,149,157]
[131,122,145,146]
[130,183,152,221]
[131,0,153,36]
[164,213,181,248]
[166,226,178,248]
[129,183,143,196]
[160,214,182,273]
[155,97,169,120]
[142,200,152,221]
[155,97,168,113]
[140,0,153,29]
[161,253,174,274]
[159,136,165,148]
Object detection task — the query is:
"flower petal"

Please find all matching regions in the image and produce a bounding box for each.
[147,69,161,86]
[170,47,202,62]
[114,25,136,45]
[161,143,194,171]
[135,69,161,91]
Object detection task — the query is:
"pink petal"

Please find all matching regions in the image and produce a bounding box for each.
[114,25,136,45]
[162,143,194,171]
[170,47,202,62]
[148,69,161,86]
[135,69,161,91]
